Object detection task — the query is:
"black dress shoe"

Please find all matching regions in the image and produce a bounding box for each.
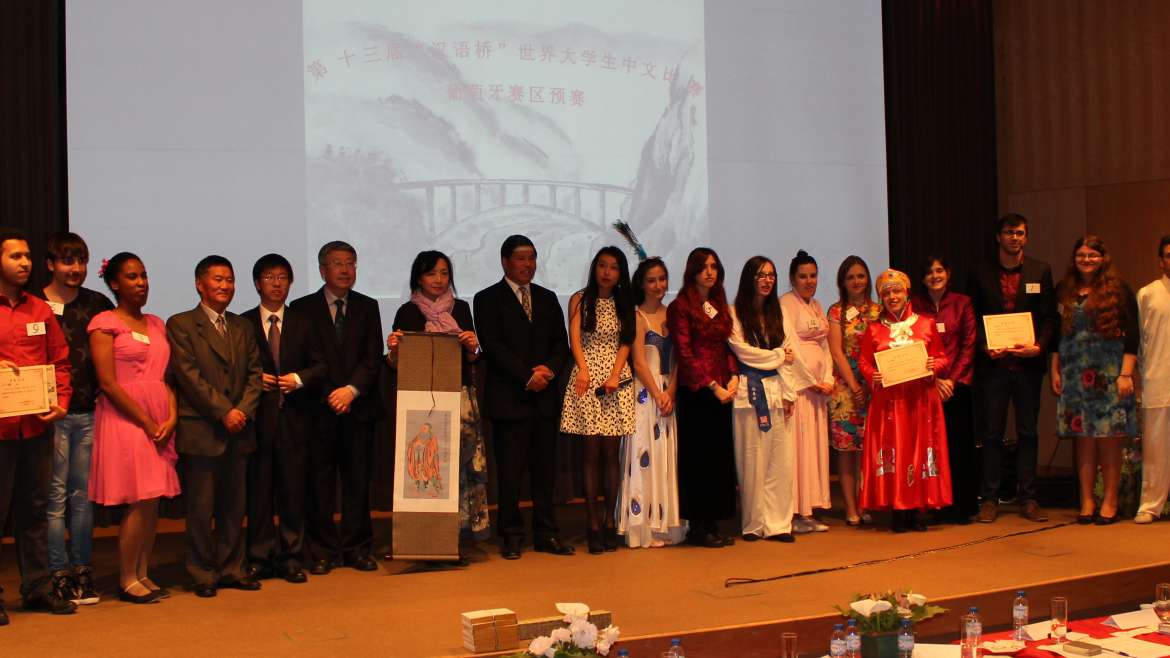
[767,533,796,543]
[1076,514,1095,525]
[741,533,761,542]
[687,531,725,548]
[1095,514,1118,526]
[218,577,262,591]
[501,546,521,560]
[603,526,619,552]
[246,564,276,580]
[284,569,308,584]
[349,555,378,572]
[193,584,217,598]
[309,559,332,575]
[533,538,575,556]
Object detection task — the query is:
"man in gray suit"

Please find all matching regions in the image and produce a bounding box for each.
[167,255,263,597]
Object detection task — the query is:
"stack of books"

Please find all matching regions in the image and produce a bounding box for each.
[461,608,519,653]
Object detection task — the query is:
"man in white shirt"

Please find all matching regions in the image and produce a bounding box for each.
[1136,235,1170,523]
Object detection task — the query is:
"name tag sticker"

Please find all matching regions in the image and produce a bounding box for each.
[26,322,46,337]
[1026,282,1041,294]
[845,307,859,321]
[131,331,151,344]
[46,301,64,316]
[936,322,946,334]
[702,301,718,319]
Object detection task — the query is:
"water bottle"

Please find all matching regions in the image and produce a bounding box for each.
[845,619,861,658]
[667,638,686,657]
[962,607,983,658]
[898,619,915,658]
[830,623,847,658]
[1013,590,1029,641]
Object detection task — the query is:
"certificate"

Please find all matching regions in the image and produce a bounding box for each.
[0,365,57,419]
[874,341,930,388]
[982,312,1035,350]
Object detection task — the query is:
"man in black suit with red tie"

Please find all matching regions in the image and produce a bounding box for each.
[289,241,384,574]
[473,235,574,560]
[242,254,326,584]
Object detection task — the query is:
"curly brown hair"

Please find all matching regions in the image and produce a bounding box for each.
[1056,235,1125,338]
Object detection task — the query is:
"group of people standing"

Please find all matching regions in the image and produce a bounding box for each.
[0,213,1167,626]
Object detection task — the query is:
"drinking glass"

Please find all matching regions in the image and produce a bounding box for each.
[1050,597,1069,644]
[1155,583,1170,632]
[781,632,799,658]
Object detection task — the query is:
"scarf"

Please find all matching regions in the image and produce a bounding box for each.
[411,290,462,333]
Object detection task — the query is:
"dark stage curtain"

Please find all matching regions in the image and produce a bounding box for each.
[882,0,999,288]
[1,0,69,292]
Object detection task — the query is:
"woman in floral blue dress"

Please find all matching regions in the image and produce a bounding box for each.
[1051,236,1139,525]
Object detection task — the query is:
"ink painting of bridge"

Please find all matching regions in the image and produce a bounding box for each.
[304,0,708,299]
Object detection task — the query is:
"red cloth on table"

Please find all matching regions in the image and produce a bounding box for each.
[983,616,1170,658]
[858,303,952,510]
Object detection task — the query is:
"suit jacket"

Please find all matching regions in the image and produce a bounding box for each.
[473,278,569,420]
[966,255,1058,373]
[166,306,264,457]
[242,305,328,448]
[289,287,385,423]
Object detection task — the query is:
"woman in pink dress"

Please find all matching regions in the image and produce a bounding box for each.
[779,250,834,533]
[88,252,180,604]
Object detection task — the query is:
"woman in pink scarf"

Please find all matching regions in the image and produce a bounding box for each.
[386,251,489,547]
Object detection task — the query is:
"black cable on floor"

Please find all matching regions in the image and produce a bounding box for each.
[723,521,1076,588]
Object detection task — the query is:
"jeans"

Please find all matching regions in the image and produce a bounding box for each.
[978,366,1044,503]
[47,413,95,571]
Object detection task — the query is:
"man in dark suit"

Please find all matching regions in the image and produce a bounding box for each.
[242,254,325,584]
[473,235,573,560]
[289,241,383,574]
[167,255,263,597]
[967,214,1058,523]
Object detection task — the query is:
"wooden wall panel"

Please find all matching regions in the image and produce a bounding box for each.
[1086,180,1170,288]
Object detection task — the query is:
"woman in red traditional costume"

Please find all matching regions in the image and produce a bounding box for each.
[858,269,952,532]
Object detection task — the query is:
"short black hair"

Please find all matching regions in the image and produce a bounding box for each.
[317,241,357,266]
[409,250,455,294]
[45,232,89,262]
[195,255,233,279]
[500,234,536,259]
[252,253,293,282]
[1159,235,1170,258]
[998,213,1028,233]
[0,227,29,249]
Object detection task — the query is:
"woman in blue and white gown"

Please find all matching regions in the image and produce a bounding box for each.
[618,258,687,547]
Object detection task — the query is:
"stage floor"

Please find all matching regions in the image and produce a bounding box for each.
[1,506,1167,657]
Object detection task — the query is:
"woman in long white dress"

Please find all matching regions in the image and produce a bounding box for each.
[618,258,687,547]
[728,256,798,542]
[779,250,835,533]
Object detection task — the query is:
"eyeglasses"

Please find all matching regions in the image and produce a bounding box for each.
[1075,253,1103,261]
[755,272,778,281]
[260,274,290,283]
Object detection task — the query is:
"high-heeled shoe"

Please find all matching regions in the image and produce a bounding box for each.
[1094,514,1118,526]
[586,529,604,555]
[1076,513,1095,525]
[603,526,619,552]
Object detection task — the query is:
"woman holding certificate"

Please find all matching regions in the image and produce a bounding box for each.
[88,252,180,603]
[728,256,797,543]
[858,269,951,532]
[1050,236,1138,525]
[668,247,738,548]
[779,250,834,533]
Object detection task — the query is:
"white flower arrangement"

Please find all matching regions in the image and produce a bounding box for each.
[505,606,621,658]
[836,590,947,634]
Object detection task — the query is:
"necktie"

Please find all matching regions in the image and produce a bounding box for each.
[333,298,346,340]
[519,285,532,322]
[268,315,283,406]
[215,314,227,337]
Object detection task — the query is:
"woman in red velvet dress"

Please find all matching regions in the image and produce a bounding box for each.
[858,269,952,532]
[667,247,739,548]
